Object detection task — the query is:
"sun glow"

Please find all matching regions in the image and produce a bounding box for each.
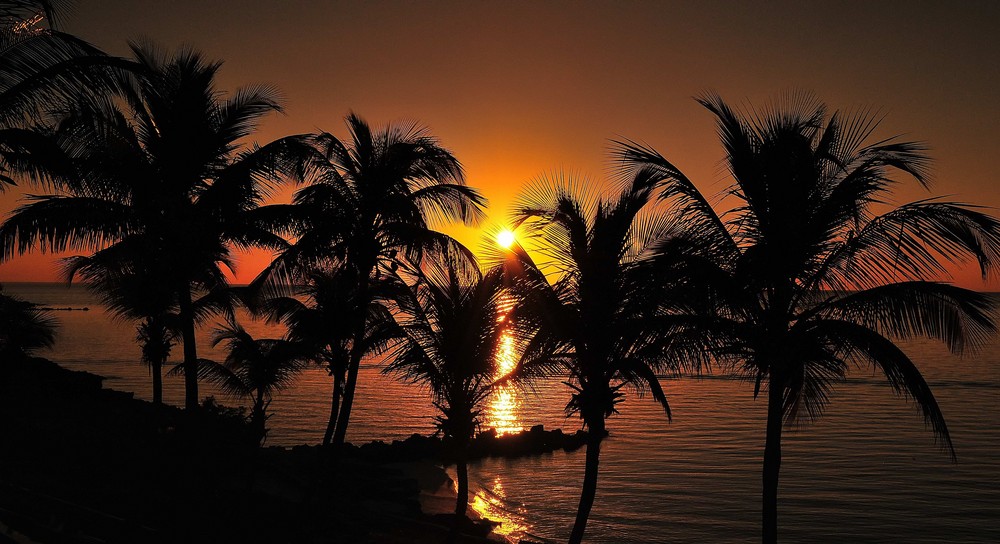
[496,229,516,249]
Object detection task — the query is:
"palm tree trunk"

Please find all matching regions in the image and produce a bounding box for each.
[151,355,163,406]
[446,453,470,544]
[569,417,605,544]
[322,368,344,446]
[455,457,469,517]
[332,314,368,449]
[177,285,199,411]
[252,389,266,445]
[332,344,362,448]
[762,375,784,544]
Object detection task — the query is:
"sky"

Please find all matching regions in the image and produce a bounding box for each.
[1,0,998,288]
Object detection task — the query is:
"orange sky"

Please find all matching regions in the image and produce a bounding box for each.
[1,1,998,289]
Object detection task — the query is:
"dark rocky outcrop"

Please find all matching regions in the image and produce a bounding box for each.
[344,425,590,465]
[0,357,502,543]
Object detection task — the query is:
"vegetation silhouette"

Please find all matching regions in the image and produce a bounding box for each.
[253,114,486,450]
[385,254,513,522]
[63,252,178,405]
[503,171,704,544]
[618,92,1000,543]
[0,0,132,192]
[0,42,312,411]
[196,320,315,445]
[0,283,56,359]
[1,5,997,539]
[243,267,397,446]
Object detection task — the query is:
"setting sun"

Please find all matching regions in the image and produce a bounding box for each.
[496,229,516,249]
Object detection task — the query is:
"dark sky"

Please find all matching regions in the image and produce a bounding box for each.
[2,0,998,287]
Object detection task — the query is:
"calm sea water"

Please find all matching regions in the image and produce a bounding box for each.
[5,283,999,543]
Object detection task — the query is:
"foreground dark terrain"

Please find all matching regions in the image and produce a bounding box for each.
[0,357,510,543]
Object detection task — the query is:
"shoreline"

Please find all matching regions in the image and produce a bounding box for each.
[0,357,511,543]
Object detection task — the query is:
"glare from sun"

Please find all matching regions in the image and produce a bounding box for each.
[496,230,516,249]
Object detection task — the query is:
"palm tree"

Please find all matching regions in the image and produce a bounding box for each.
[0,283,56,360]
[199,320,314,444]
[0,0,131,190]
[0,43,310,410]
[61,250,177,405]
[247,266,399,446]
[618,92,1000,543]
[255,113,486,448]
[508,172,698,544]
[384,256,514,520]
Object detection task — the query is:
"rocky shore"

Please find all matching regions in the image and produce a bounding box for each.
[0,357,578,543]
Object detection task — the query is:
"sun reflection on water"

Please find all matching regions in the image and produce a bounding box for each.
[471,297,536,541]
[470,476,531,540]
[485,323,523,436]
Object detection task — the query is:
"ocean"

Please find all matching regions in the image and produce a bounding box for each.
[4,282,998,543]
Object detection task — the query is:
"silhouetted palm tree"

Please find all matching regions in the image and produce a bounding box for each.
[385,257,511,519]
[0,43,310,410]
[247,267,400,446]
[199,320,314,444]
[0,0,131,190]
[63,251,177,405]
[509,172,693,544]
[0,283,55,359]
[256,114,486,448]
[618,92,1000,543]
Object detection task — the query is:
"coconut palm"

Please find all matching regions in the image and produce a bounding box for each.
[384,256,515,519]
[255,113,486,448]
[0,283,56,359]
[508,171,702,544]
[618,92,1000,543]
[199,320,314,444]
[0,42,311,410]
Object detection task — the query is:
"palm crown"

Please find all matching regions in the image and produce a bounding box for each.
[0,42,309,409]
[256,113,486,448]
[385,256,512,518]
[508,170,697,544]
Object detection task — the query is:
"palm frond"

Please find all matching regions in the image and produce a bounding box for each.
[808,318,955,458]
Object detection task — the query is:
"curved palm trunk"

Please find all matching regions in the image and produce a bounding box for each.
[332,280,371,449]
[331,336,364,449]
[762,375,785,544]
[569,417,605,544]
[177,285,199,411]
[322,367,344,446]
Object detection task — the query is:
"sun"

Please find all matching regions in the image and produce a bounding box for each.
[496,229,516,249]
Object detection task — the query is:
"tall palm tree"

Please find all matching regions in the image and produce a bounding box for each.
[618,92,1000,543]
[509,172,699,544]
[385,256,514,519]
[255,113,486,448]
[0,43,310,410]
[0,283,56,360]
[199,320,314,444]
